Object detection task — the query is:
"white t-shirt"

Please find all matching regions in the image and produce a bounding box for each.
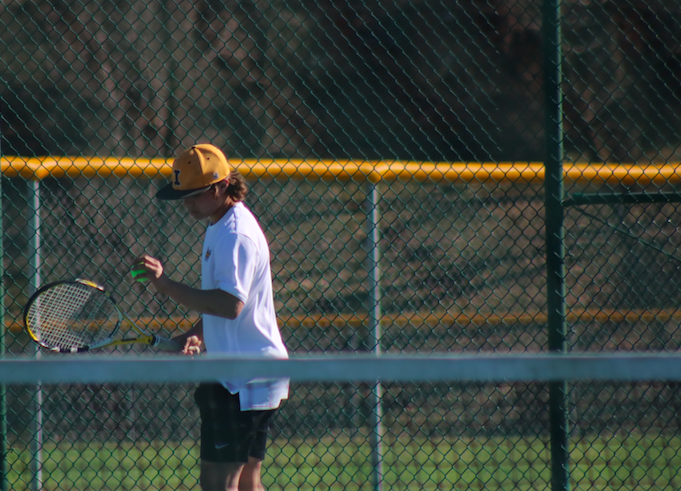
[201,201,289,410]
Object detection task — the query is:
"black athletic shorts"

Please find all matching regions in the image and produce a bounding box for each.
[194,383,276,463]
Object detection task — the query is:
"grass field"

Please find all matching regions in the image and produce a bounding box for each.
[6,432,681,490]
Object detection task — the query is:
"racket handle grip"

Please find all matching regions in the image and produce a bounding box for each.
[152,335,183,352]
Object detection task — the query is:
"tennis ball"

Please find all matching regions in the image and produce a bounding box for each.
[130,269,149,282]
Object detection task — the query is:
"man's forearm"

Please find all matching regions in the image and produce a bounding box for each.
[155,277,243,319]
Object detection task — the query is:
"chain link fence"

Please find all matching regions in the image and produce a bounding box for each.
[2,0,681,489]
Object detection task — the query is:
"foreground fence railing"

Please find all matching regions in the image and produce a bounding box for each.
[3,353,681,384]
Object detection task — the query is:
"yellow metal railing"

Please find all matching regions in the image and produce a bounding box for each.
[3,157,681,186]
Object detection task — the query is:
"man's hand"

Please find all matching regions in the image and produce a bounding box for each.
[131,254,171,292]
[182,335,203,355]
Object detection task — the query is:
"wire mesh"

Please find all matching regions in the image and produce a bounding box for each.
[1,0,681,490]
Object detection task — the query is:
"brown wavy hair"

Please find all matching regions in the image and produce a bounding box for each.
[225,170,248,202]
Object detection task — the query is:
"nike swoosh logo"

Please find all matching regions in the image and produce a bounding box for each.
[215,443,230,449]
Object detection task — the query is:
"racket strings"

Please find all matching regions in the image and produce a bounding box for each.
[26,283,119,350]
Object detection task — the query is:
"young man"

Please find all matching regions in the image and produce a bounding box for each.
[131,143,289,491]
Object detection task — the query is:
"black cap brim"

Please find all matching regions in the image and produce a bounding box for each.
[155,183,212,200]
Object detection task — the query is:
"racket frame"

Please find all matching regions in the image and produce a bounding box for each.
[23,278,170,353]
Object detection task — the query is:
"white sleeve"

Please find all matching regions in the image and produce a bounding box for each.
[212,232,257,303]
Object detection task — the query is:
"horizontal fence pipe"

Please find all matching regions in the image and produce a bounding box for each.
[2,353,681,384]
[5,307,681,333]
[3,158,681,186]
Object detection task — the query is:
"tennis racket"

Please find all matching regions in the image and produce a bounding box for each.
[23,278,182,353]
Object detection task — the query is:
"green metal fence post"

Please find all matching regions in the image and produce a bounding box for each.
[542,0,570,490]
[0,117,7,491]
[364,181,384,491]
[28,180,42,491]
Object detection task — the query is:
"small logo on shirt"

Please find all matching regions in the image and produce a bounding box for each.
[205,248,212,260]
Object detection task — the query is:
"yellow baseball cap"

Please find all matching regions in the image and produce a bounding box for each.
[156,144,232,200]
